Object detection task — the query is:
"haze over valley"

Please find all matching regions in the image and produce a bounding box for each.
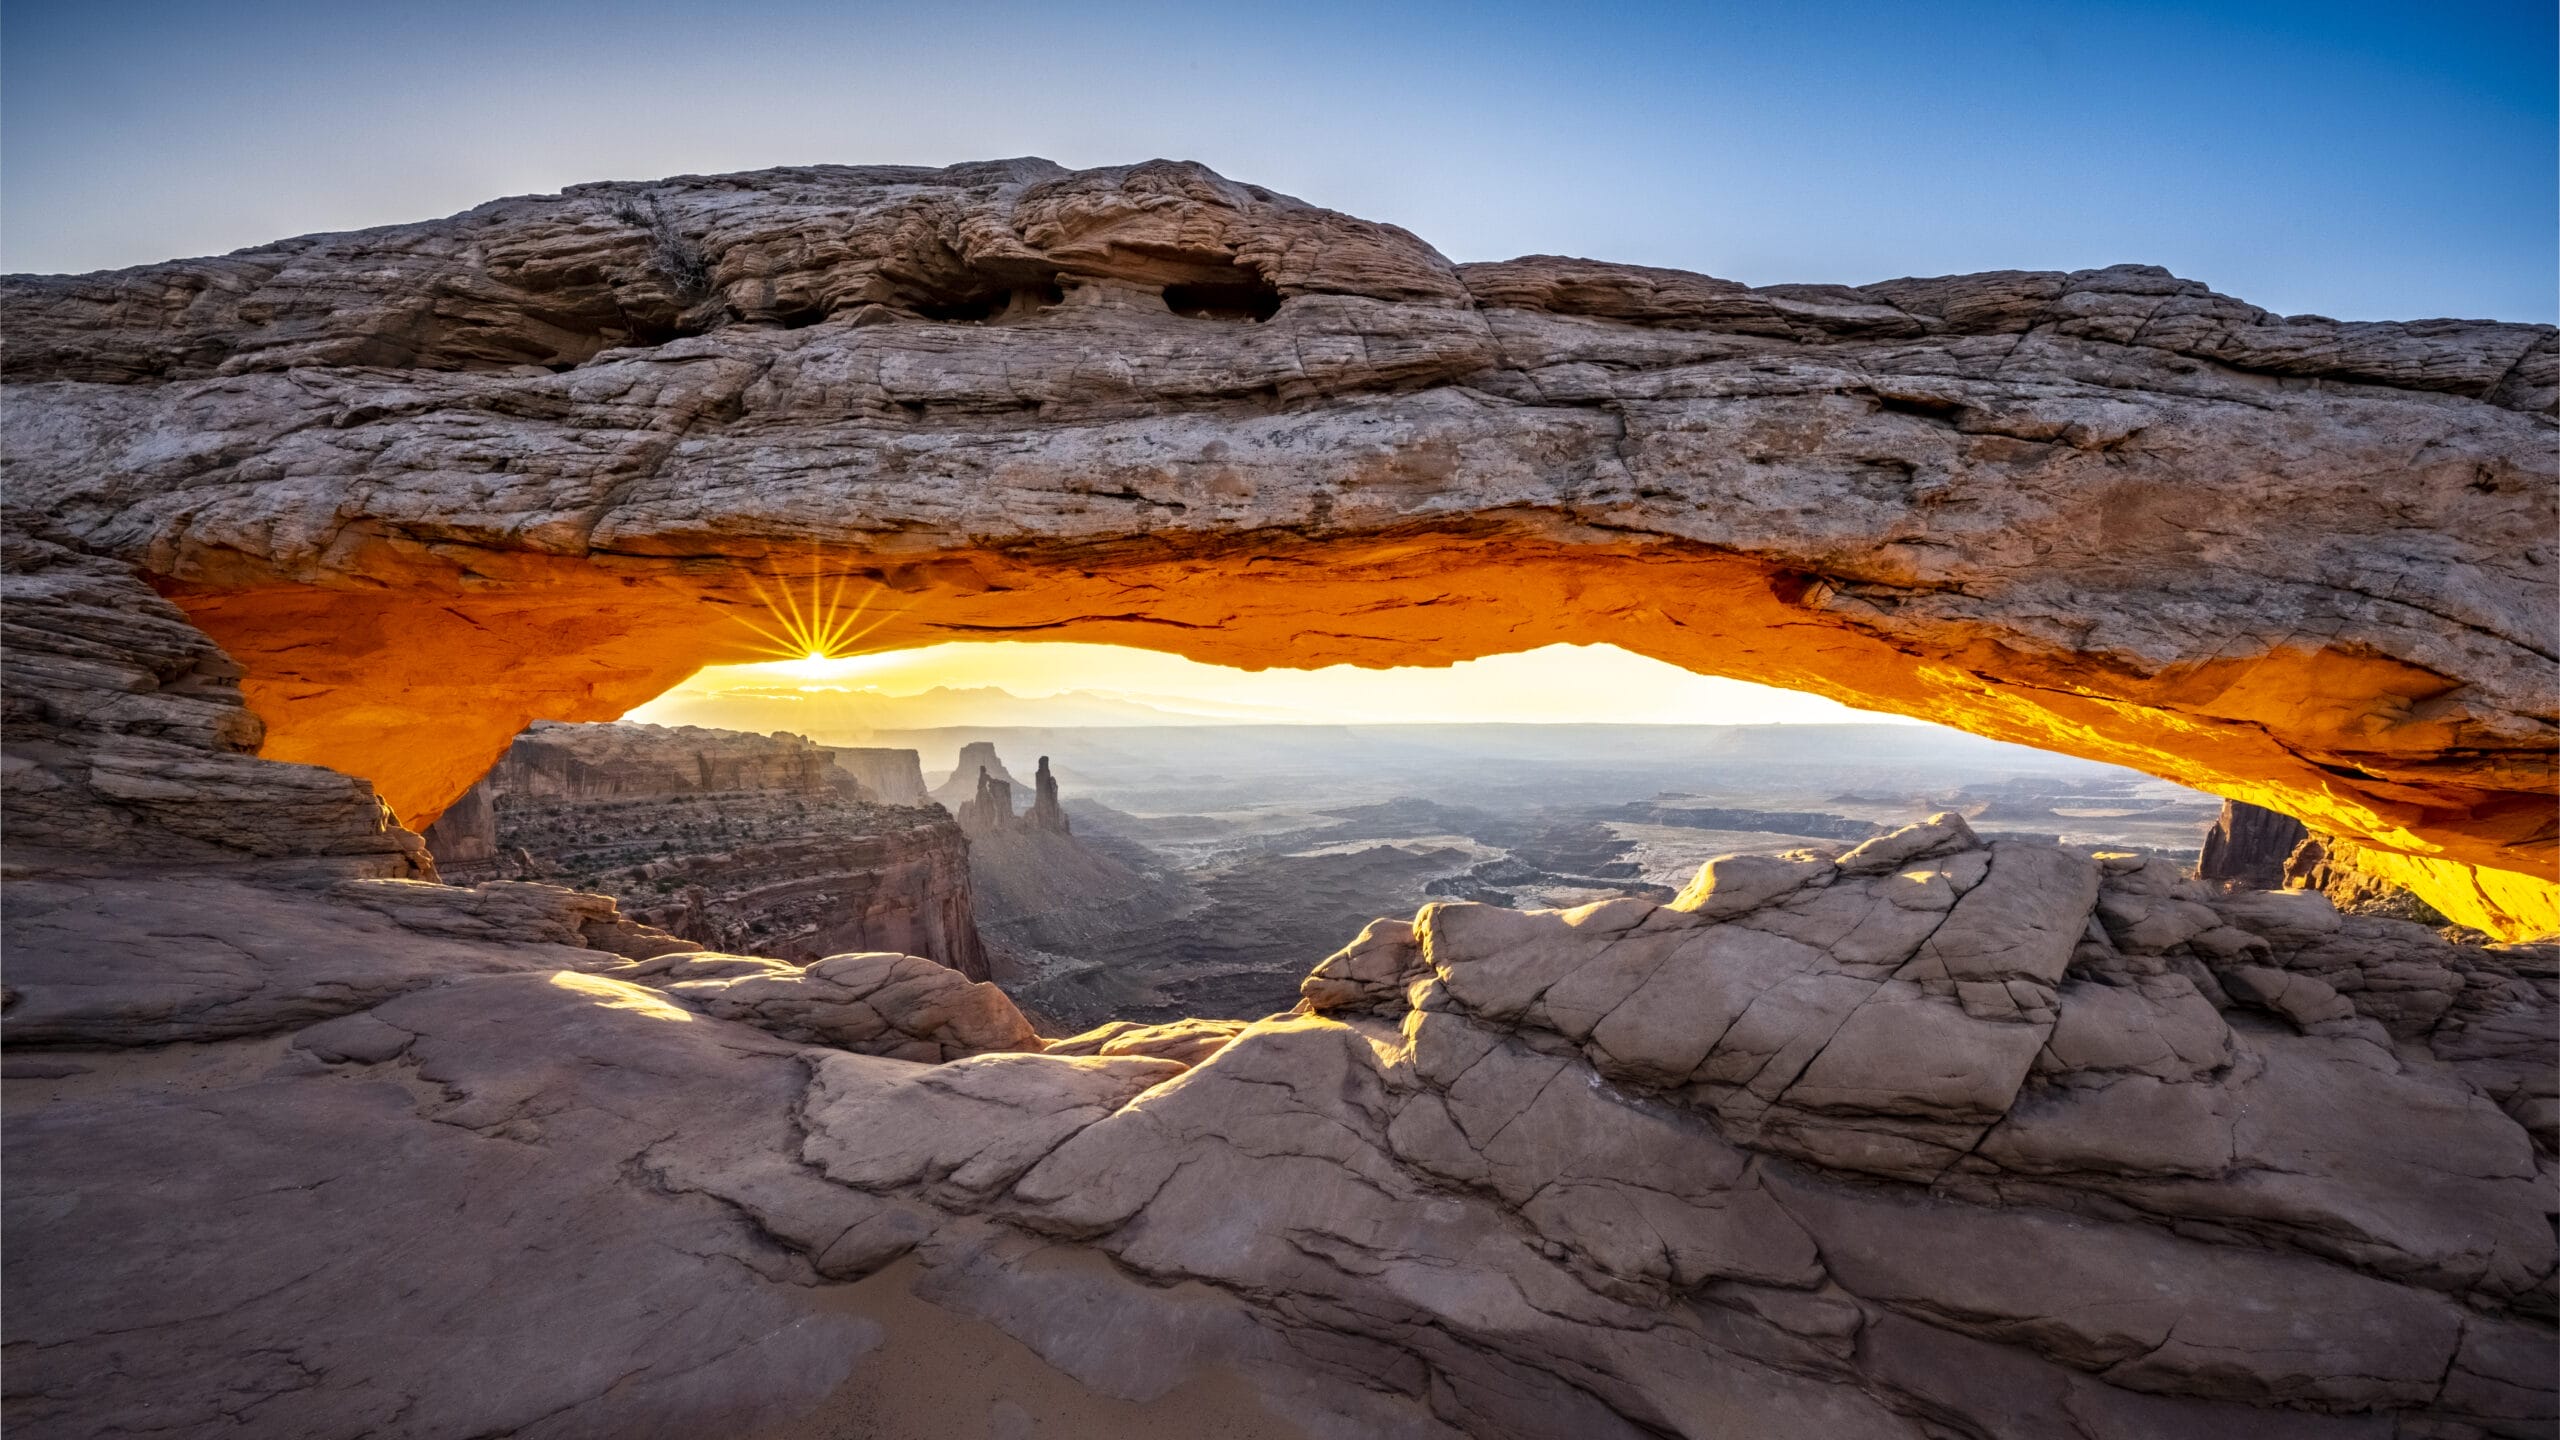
[602,646,2224,1031]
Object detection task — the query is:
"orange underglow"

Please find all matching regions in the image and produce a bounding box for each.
[154,524,2559,940]
[732,552,907,667]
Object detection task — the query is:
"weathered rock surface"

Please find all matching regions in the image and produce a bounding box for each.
[2,159,2549,932]
[1,533,424,876]
[606,948,1043,1061]
[7,815,2551,1437]
[952,764,1019,836]
[428,719,990,975]
[1028,754,1069,833]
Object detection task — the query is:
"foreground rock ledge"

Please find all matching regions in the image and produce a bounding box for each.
[6,815,2553,1437]
[3,158,2553,934]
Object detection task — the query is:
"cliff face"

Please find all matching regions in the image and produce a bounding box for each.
[472,720,846,799]
[825,745,929,804]
[430,721,988,977]
[1,159,2547,932]
[2197,798,2312,890]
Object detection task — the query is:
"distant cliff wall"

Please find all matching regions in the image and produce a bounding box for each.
[826,746,928,804]
[930,741,1020,810]
[424,721,988,976]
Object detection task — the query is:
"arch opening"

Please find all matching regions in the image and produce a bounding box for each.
[154,529,2557,939]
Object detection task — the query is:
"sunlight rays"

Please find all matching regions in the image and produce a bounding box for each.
[730,552,906,675]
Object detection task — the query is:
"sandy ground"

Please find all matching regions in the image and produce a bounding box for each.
[749,1257,1314,1440]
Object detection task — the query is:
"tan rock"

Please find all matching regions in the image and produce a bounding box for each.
[614,948,1042,1059]
[2,162,2548,932]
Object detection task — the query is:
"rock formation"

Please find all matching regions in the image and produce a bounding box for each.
[954,755,1198,1018]
[1,159,2548,933]
[828,744,931,804]
[2286,830,2471,927]
[952,749,1072,839]
[2197,798,2312,890]
[7,804,2550,1436]
[429,720,989,976]
[931,741,1022,811]
[1028,755,1069,834]
[952,765,1017,836]
[0,534,427,878]
[4,157,2557,1437]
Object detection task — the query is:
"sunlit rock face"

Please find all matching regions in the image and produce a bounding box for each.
[1,158,2552,933]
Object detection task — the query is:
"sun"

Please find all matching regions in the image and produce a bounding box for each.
[729,550,906,673]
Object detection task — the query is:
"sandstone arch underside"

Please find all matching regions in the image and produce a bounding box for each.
[3,159,2552,934]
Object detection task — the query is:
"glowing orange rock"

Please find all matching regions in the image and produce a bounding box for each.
[3,160,2549,934]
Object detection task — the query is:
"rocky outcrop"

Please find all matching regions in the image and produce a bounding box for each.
[942,747,1197,1016]
[463,719,852,800]
[952,766,1017,836]
[1,533,426,878]
[2197,798,2312,889]
[595,949,1043,1062]
[1,160,2548,932]
[931,742,1021,811]
[11,815,2546,1437]
[1028,755,1069,833]
[952,749,1071,839]
[430,720,989,977]
[828,744,930,804]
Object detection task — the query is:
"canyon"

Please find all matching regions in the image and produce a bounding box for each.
[0,159,2553,1439]
[423,721,987,975]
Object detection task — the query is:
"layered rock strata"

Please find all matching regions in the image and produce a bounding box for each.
[429,720,989,976]
[2,159,2549,932]
[0,534,425,877]
[7,814,2550,1437]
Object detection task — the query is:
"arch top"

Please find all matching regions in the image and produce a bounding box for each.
[4,159,2550,934]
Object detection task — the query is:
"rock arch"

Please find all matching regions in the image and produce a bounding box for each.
[3,159,2552,932]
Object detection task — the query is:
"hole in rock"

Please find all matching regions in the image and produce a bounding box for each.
[1872,393,1967,423]
[908,278,1067,324]
[179,527,2545,955]
[1163,277,1283,322]
[406,633,2222,1037]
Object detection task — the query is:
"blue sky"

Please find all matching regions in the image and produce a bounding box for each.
[5,0,2551,318]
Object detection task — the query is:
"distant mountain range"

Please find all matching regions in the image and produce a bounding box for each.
[630,684,1320,736]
